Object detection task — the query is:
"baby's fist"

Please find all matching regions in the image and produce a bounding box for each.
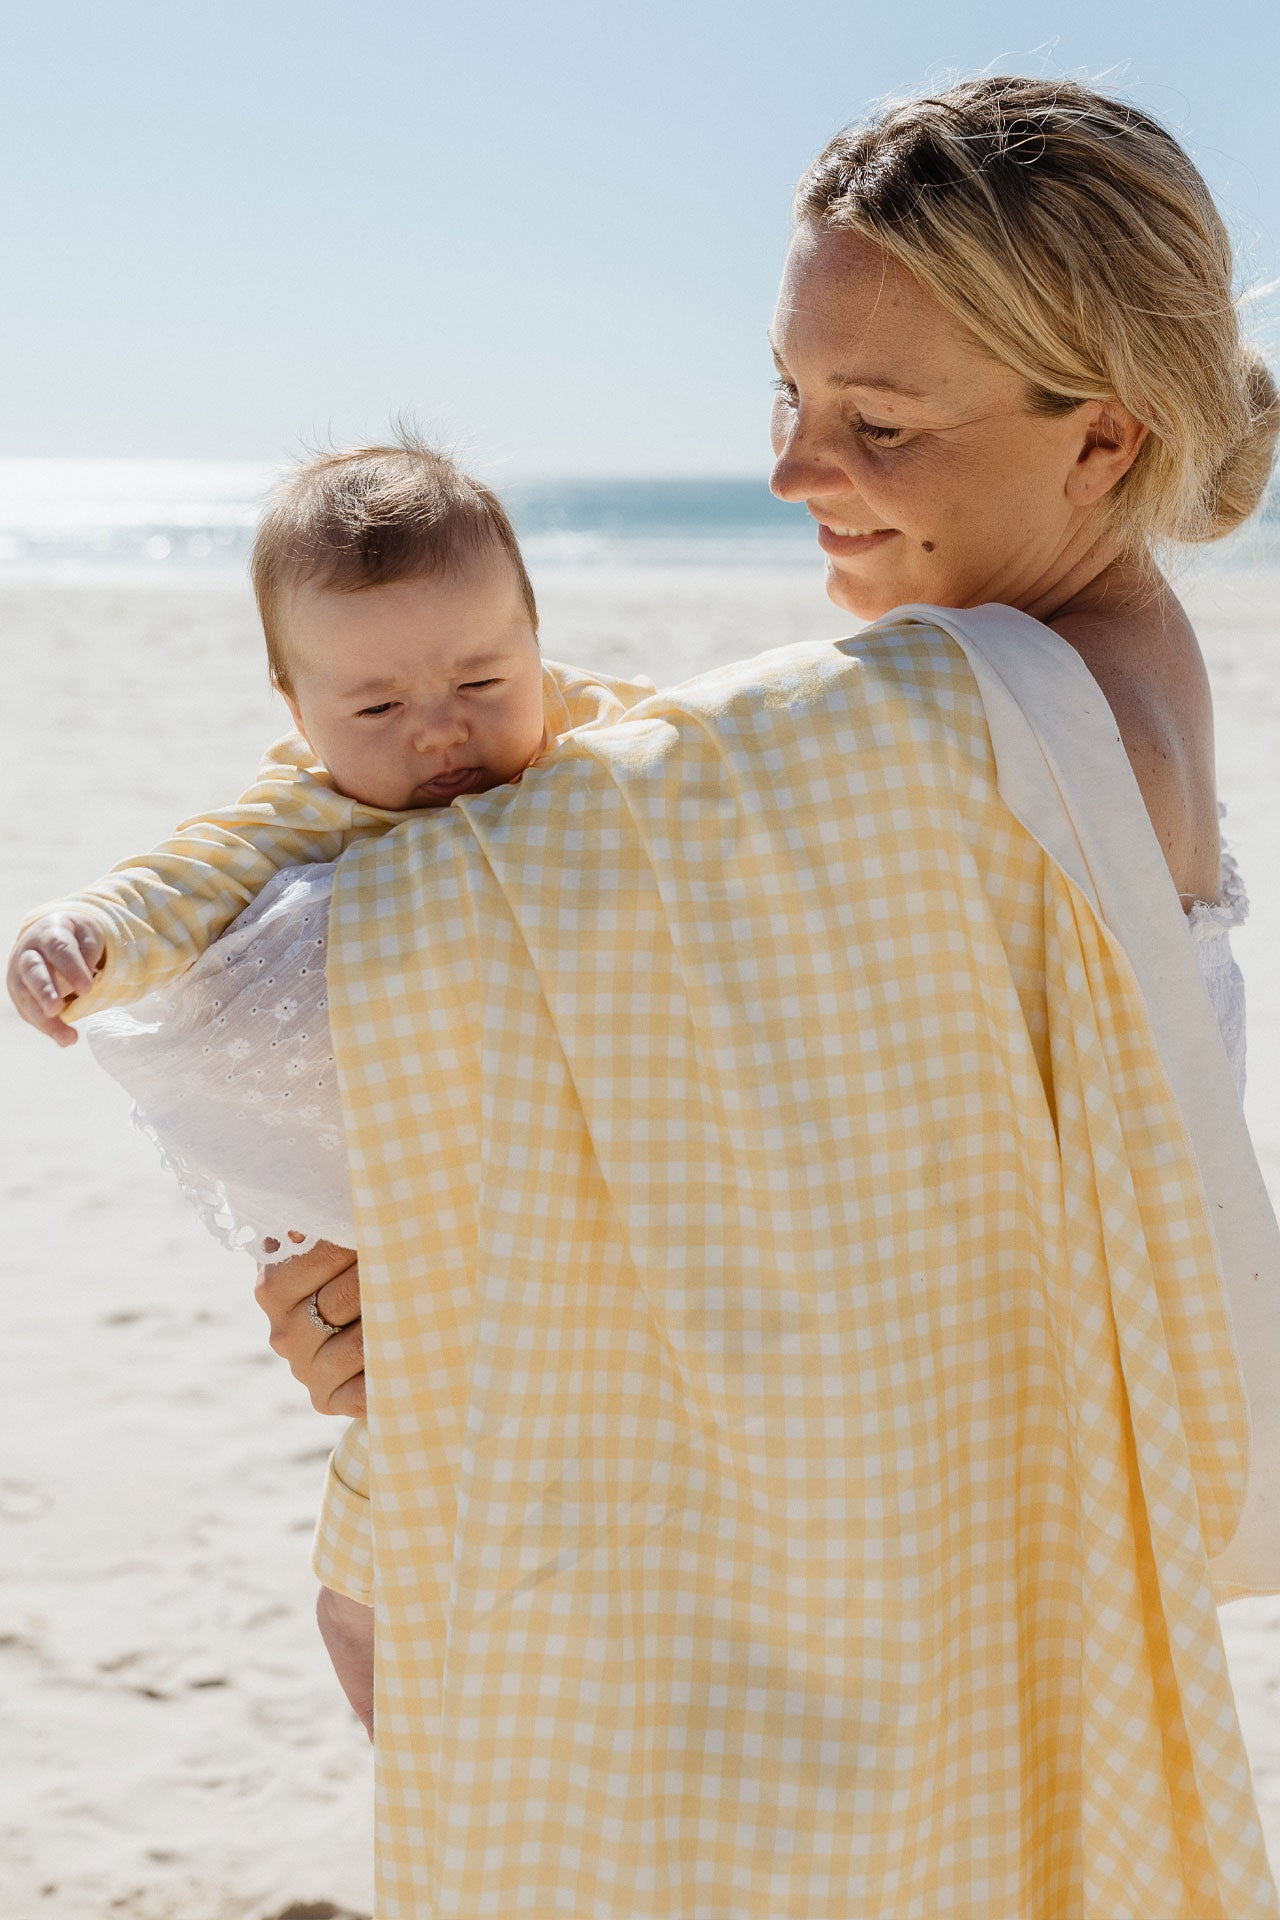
[6,910,106,1046]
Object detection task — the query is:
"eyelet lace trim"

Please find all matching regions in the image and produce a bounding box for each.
[86,861,356,1265]
[1187,808,1249,943]
[128,1104,330,1264]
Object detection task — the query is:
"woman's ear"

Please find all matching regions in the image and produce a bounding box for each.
[1066,400,1150,506]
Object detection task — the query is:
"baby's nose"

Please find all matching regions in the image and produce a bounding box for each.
[411,703,468,749]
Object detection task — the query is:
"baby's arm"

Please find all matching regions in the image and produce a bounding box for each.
[7,733,410,1039]
[7,659,658,1043]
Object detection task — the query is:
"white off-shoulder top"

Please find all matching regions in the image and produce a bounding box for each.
[1188,829,1248,1098]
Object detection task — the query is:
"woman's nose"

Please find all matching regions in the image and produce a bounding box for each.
[769,416,847,504]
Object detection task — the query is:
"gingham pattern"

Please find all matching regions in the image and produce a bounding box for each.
[35,660,655,1022]
[27,657,652,1618]
[313,1418,375,1603]
[328,626,1274,1919]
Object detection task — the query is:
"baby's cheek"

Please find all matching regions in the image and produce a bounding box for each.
[330,742,408,812]
[514,698,549,767]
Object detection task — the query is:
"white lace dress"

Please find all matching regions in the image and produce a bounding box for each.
[84,839,1251,1266]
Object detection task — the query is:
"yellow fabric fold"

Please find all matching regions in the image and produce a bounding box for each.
[328,623,1275,1918]
[312,1420,374,1605]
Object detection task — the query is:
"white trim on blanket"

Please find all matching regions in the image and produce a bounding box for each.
[883,602,1280,1599]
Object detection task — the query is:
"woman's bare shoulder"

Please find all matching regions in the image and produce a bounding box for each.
[1049,587,1221,907]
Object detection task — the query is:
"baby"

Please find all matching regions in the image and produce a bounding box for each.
[12,439,563,1042]
[7,433,654,1733]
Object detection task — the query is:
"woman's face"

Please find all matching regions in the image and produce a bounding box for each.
[769,222,1141,620]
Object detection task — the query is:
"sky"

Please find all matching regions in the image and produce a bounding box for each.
[3,0,1278,475]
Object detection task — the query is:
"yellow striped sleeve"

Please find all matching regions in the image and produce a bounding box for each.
[22,732,407,1020]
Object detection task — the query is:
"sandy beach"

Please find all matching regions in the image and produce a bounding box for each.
[2,561,1279,1918]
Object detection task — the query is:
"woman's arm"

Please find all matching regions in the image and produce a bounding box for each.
[316,1586,375,1739]
[264,1247,374,1741]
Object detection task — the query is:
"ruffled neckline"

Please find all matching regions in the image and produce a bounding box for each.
[1187,806,1249,942]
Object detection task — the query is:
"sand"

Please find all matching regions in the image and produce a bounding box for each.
[1,562,1278,1917]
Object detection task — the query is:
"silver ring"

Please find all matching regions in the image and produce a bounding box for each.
[306,1291,344,1337]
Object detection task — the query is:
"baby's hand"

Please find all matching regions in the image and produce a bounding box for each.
[6,910,106,1047]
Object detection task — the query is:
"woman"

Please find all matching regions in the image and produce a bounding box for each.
[275,75,1275,1404]
[255,75,1280,1916]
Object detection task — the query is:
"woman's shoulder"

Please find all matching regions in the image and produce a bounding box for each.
[1049,590,1222,907]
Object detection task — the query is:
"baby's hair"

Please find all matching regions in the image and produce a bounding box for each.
[252,430,538,696]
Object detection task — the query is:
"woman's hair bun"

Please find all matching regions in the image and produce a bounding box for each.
[1198,345,1280,542]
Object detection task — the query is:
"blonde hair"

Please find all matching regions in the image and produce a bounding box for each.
[251,433,538,696]
[795,76,1279,548]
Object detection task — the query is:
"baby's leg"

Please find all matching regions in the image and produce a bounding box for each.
[316,1585,375,1739]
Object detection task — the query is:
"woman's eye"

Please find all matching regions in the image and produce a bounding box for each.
[356,701,398,717]
[855,419,904,445]
[772,378,900,445]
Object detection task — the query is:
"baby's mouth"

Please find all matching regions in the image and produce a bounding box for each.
[415,766,484,801]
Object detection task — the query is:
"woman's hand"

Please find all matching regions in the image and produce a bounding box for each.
[254,1239,366,1416]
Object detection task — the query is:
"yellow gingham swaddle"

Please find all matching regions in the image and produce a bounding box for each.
[329,618,1276,1919]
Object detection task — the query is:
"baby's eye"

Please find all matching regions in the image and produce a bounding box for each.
[356,700,399,717]
[459,678,502,691]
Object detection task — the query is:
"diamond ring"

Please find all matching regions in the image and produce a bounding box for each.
[306,1291,344,1337]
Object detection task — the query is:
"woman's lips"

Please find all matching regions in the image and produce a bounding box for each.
[415,766,484,801]
[815,523,900,557]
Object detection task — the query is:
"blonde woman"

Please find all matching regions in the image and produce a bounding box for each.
[275,72,1274,1394]
[775,79,1273,916]
[44,77,1280,1918]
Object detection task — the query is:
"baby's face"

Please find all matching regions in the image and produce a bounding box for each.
[279,553,546,811]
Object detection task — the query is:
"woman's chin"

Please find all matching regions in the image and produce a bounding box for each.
[823,562,913,623]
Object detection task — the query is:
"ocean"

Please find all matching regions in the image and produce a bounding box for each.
[0,460,819,583]
[0,458,1274,584]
